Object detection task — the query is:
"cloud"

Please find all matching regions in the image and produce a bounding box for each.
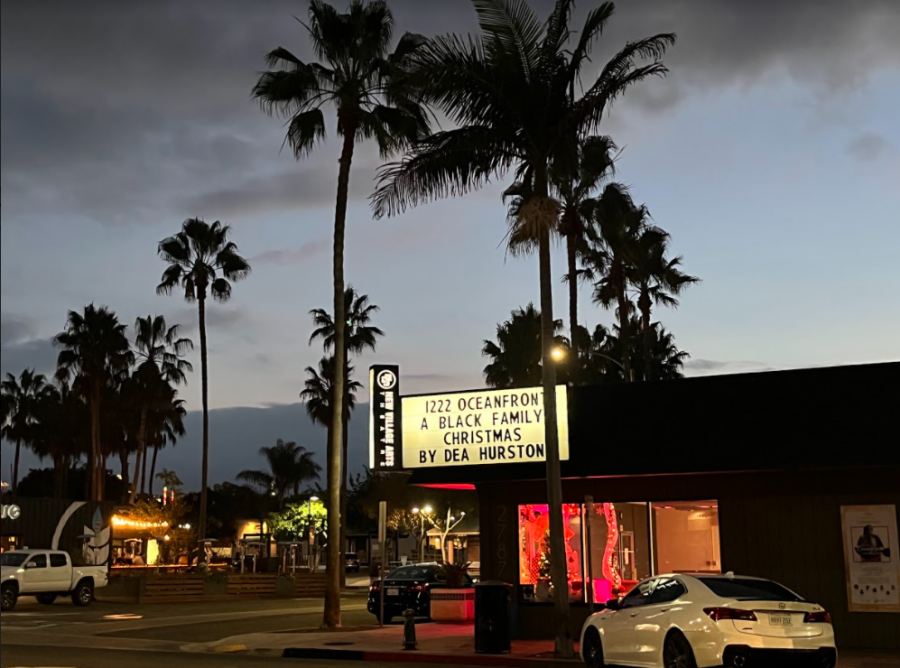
[846,133,892,162]
[1,313,36,346]
[1,339,58,378]
[253,239,331,266]
[170,307,246,332]
[684,359,771,376]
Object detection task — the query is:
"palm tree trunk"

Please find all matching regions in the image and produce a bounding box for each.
[55,455,67,500]
[566,234,579,383]
[639,291,652,381]
[615,268,632,382]
[536,175,574,659]
[198,294,211,562]
[324,119,356,628]
[341,377,349,589]
[140,442,149,496]
[149,444,159,498]
[130,407,147,505]
[12,439,21,498]
[91,382,102,502]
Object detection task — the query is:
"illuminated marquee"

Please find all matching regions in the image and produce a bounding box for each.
[402,386,569,468]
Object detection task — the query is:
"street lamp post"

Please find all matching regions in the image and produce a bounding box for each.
[552,347,633,382]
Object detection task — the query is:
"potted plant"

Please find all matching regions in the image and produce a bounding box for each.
[429,562,475,623]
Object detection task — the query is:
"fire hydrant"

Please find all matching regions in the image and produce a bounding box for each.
[402,609,418,651]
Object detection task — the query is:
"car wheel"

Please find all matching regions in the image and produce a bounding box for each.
[36,593,58,605]
[663,632,697,668]
[582,627,605,668]
[1,584,17,612]
[71,580,94,607]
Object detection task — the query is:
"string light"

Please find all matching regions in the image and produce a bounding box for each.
[112,516,169,529]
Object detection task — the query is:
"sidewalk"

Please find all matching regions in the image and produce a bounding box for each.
[192,622,577,667]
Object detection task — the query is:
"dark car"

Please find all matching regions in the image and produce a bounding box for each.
[367,563,472,623]
[345,553,360,573]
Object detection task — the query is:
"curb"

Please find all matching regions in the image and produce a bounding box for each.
[282,648,581,667]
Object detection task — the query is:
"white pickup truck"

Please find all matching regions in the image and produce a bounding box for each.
[1,549,108,611]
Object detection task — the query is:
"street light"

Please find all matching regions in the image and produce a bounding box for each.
[551,346,633,381]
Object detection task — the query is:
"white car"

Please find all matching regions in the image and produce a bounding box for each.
[580,572,837,668]
[1,549,108,612]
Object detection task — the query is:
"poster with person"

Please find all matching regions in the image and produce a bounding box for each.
[841,505,900,612]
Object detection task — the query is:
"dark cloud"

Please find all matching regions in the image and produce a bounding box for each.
[1,339,58,378]
[846,133,892,162]
[2,0,897,228]
[183,165,377,219]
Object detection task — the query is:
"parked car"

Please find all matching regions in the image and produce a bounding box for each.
[1,550,109,612]
[580,572,837,668]
[367,563,473,623]
[345,553,361,573]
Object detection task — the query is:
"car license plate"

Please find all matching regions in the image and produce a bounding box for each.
[768,614,793,626]
[387,588,399,597]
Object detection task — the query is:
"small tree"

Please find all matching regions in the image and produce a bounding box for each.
[432,507,467,564]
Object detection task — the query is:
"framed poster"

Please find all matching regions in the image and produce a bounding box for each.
[841,504,900,613]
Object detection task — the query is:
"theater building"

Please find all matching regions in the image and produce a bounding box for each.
[370,362,900,650]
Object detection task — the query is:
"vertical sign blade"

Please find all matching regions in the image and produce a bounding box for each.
[369,365,402,471]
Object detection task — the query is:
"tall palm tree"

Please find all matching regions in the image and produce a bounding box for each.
[238,439,322,509]
[627,229,698,380]
[1,369,55,496]
[482,304,566,389]
[157,219,251,553]
[54,305,133,501]
[145,387,187,498]
[130,316,193,503]
[309,287,383,584]
[253,1,429,625]
[372,1,674,652]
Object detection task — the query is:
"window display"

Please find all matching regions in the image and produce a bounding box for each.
[653,501,720,574]
[518,504,584,602]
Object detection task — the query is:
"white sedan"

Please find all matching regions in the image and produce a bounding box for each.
[580,572,837,668]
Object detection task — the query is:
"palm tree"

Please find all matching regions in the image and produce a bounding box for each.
[372,2,674,652]
[1,369,55,496]
[130,316,193,503]
[54,305,133,501]
[627,229,698,380]
[482,304,567,389]
[157,219,251,553]
[309,287,383,585]
[30,382,89,498]
[253,1,429,625]
[238,439,322,509]
[585,183,645,381]
[145,387,187,498]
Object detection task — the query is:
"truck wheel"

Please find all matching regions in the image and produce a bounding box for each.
[71,580,94,607]
[37,593,58,605]
[1,583,17,612]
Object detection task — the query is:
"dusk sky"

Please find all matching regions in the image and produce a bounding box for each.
[2,0,899,487]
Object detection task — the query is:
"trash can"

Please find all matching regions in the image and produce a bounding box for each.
[475,581,512,654]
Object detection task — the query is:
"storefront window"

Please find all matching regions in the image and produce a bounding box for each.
[518,504,584,602]
[652,501,721,574]
[517,500,722,605]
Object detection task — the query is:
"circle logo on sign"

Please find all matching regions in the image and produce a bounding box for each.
[377,370,397,391]
[6,505,21,520]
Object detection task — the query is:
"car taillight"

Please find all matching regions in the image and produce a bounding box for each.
[370,584,381,593]
[704,607,758,622]
[408,584,427,593]
[804,611,832,624]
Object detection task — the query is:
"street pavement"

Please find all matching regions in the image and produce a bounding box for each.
[1,594,897,668]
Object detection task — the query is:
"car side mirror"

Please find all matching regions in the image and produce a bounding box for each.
[605,598,621,611]
[26,561,39,569]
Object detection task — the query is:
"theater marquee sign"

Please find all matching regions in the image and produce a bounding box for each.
[369,365,569,471]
